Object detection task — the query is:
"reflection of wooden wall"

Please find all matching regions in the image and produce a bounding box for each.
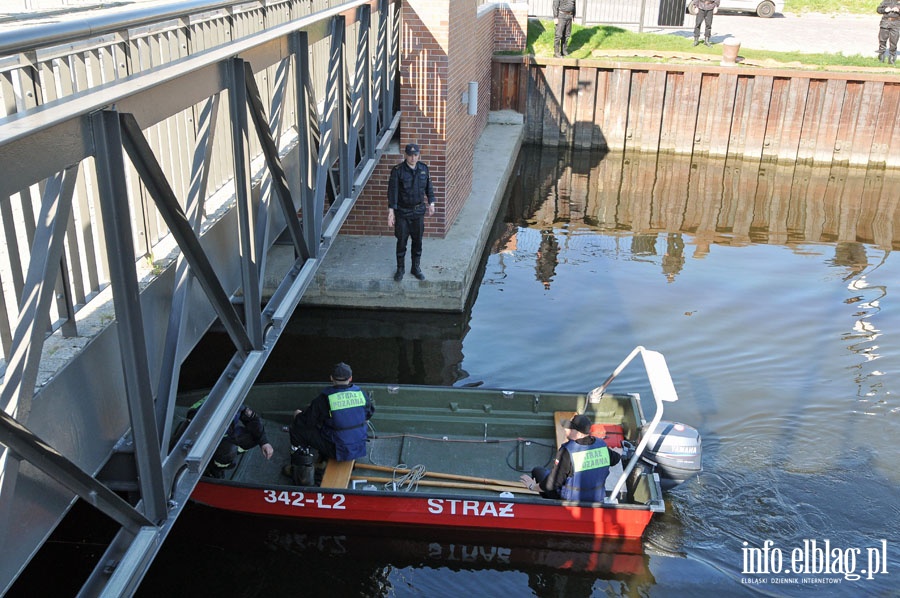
[491,58,900,168]
[510,148,900,250]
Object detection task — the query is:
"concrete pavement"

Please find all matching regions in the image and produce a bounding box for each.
[647,12,882,57]
[297,111,525,312]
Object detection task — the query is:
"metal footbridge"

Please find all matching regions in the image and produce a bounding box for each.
[0,0,400,594]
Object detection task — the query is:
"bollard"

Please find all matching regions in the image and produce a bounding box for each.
[721,37,741,66]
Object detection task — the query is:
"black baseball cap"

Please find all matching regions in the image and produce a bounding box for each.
[562,413,593,435]
[331,362,352,381]
[404,143,420,155]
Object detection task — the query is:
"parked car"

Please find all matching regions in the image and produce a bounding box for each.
[685,0,782,17]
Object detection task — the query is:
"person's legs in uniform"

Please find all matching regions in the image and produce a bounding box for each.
[693,10,704,45]
[288,417,333,460]
[553,18,566,57]
[890,24,899,64]
[879,26,890,61]
[703,10,714,46]
[207,440,238,478]
[409,213,426,280]
[394,214,410,281]
[561,16,573,55]
[285,416,334,484]
[230,427,257,454]
[530,466,561,499]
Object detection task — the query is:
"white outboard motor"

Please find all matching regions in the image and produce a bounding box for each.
[640,420,702,490]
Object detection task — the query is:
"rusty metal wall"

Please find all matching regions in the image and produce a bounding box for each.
[493,57,900,168]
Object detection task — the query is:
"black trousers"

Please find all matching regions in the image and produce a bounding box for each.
[211,428,257,468]
[554,14,573,52]
[289,415,335,460]
[879,23,899,54]
[395,211,425,261]
[694,8,714,39]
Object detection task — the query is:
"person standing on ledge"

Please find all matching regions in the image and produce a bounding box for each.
[877,0,900,64]
[388,143,435,281]
[691,0,719,47]
[552,0,576,57]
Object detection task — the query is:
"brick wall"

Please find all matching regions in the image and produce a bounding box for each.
[494,2,529,52]
[344,1,527,237]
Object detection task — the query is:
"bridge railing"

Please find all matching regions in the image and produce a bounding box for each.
[0,0,400,594]
[0,0,359,367]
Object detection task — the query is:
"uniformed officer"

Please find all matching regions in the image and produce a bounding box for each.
[519,413,623,502]
[185,399,274,478]
[877,0,900,64]
[387,143,436,281]
[552,0,576,57]
[691,0,720,47]
[287,362,374,463]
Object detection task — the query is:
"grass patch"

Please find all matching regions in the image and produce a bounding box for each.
[521,19,885,70]
[785,0,879,14]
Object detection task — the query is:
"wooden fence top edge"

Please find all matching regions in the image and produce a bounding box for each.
[493,53,900,82]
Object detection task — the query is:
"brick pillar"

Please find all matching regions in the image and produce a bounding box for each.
[345,1,525,238]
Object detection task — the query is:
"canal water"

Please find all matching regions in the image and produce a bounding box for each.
[140,145,900,597]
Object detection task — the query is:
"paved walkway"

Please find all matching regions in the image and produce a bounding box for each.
[647,12,881,57]
[2,4,883,58]
[293,111,525,312]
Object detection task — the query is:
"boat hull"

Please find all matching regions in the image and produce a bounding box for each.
[191,480,656,539]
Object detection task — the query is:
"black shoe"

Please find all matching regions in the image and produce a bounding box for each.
[393,267,404,281]
[704,39,712,47]
[411,268,425,281]
[693,39,700,47]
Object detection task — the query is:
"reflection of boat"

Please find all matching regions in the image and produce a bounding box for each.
[181,347,701,540]
[138,503,655,596]
[213,507,651,577]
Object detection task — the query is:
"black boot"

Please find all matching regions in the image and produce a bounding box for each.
[394,256,404,281]
[891,52,897,66]
[693,37,700,47]
[879,47,886,62]
[704,36,712,47]
[553,40,562,58]
[289,447,317,486]
[411,257,425,281]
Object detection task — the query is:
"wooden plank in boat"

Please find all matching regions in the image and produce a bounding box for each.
[320,459,355,489]
[553,411,573,448]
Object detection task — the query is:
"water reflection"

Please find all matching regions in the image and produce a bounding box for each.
[138,504,655,598]
[492,148,898,412]
[163,145,900,597]
[503,147,900,275]
[832,242,890,409]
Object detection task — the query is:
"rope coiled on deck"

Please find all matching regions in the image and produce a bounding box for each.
[383,464,426,492]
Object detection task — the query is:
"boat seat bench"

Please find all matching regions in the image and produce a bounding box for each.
[320,458,355,488]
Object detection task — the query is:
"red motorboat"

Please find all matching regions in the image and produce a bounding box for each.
[183,347,701,540]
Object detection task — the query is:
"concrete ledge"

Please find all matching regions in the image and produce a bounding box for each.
[294,111,524,312]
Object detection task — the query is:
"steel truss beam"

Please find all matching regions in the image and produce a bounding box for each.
[0,0,401,594]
